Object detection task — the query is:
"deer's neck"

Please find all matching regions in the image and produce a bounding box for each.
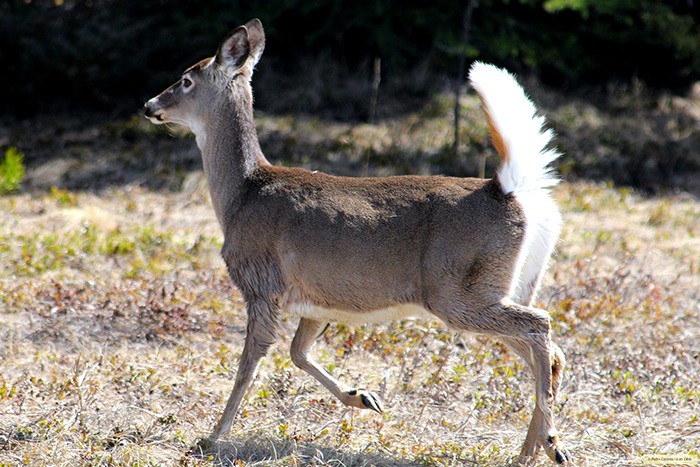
[197,86,269,229]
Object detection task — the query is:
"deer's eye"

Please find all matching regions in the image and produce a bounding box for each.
[182,77,193,88]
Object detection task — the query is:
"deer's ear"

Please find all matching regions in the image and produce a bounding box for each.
[215,26,250,74]
[244,18,265,67]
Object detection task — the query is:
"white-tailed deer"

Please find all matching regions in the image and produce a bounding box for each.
[144,18,571,465]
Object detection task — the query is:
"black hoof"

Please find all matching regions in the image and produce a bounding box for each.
[347,389,384,413]
[554,448,573,464]
[360,392,384,413]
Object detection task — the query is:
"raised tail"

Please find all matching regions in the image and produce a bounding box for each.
[468,62,560,195]
[469,62,562,306]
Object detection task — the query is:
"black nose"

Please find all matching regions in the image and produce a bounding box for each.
[143,102,155,118]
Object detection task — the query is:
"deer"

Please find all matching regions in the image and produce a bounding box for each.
[144,18,572,465]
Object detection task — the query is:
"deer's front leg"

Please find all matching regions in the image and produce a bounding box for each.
[207,299,280,443]
[290,318,384,413]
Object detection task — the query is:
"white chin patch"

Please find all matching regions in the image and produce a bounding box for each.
[148,113,167,124]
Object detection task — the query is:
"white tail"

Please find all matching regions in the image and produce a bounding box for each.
[144,21,571,465]
[469,62,563,307]
[469,62,560,195]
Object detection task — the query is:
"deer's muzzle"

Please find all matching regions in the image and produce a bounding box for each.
[143,100,165,123]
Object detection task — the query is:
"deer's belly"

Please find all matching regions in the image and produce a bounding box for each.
[285,302,433,325]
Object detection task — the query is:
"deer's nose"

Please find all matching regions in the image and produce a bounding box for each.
[143,100,166,122]
[143,101,157,118]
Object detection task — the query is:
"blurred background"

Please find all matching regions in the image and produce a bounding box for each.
[1,0,699,193]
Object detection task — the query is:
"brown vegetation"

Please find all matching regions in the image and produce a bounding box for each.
[1,87,699,465]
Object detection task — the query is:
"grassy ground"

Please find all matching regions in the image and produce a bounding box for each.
[1,89,699,466]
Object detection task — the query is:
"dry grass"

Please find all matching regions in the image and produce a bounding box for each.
[1,87,699,465]
[1,179,698,466]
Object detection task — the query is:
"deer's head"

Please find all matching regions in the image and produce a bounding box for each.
[144,19,265,132]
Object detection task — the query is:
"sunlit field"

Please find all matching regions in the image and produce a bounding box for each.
[1,88,699,465]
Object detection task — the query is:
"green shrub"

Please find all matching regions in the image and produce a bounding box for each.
[0,147,25,195]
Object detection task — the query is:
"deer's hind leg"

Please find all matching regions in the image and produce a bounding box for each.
[430,297,570,465]
[290,317,383,413]
[500,334,570,465]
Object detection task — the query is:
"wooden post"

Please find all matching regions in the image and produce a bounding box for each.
[369,57,381,124]
[453,0,477,163]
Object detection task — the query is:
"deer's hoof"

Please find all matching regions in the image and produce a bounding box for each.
[544,435,572,464]
[554,447,573,464]
[346,389,384,413]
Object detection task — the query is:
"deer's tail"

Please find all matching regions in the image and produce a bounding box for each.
[469,62,563,306]
[468,62,560,196]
